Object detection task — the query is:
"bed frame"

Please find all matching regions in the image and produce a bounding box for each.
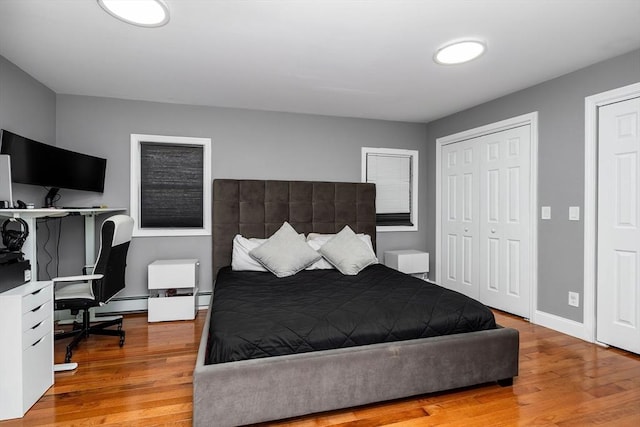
[193,179,519,427]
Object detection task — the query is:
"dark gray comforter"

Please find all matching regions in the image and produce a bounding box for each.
[206,263,496,364]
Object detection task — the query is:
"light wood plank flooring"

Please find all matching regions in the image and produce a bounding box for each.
[1,310,639,426]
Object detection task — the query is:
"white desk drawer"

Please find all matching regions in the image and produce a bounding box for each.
[23,300,52,332]
[22,332,53,414]
[22,317,52,350]
[1,281,53,421]
[22,285,51,314]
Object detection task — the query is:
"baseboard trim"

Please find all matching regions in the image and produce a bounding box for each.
[56,293,212,320]
[534,310,591,342]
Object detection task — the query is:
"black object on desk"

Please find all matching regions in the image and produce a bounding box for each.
[0,250,31,293]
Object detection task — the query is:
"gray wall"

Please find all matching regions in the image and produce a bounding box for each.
[55,95,428,298]
[425,49,640,323]
[0,55,56,204]
[0,55,57,279]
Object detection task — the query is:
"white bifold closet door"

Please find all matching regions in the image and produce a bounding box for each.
[441,139,480,299]
[597,97,640,354]
[441,125,531,318]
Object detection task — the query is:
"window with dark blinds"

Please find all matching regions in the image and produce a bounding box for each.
[140,142,203,228]
[131,134,211,237]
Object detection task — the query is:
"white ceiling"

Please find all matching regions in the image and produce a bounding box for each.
[0,0,639,123]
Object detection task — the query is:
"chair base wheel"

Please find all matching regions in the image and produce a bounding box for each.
[54,362,78,372]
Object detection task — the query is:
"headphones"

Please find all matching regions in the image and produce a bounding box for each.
[1,217,29,252]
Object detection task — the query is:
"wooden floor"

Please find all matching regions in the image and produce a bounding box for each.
[1,310,639,426]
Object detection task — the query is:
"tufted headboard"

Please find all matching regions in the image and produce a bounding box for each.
[212,179,376,277]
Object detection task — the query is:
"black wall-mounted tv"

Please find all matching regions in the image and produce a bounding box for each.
[0,129,107,206]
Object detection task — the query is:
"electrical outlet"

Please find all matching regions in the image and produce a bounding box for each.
[568,291,580,307]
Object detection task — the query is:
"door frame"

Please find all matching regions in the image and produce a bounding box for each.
[584,82,640,343]
[435,112,539,321]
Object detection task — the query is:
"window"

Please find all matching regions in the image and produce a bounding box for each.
[130,134,211,237]
[361,147,418,232]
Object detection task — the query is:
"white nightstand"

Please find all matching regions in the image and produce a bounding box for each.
[384,250,430,279]
[148,259,199,322]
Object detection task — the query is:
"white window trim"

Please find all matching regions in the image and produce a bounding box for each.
[361,147,418,232]
[130,133,211,237]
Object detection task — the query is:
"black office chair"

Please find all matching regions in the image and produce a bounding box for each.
[54,214,134,363]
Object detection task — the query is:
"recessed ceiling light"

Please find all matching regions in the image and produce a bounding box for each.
[434,40,486,65]
[97,0,170,28]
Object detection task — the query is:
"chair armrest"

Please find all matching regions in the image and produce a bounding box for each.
[53,274,104,283]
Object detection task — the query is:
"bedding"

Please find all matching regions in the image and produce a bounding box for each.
[306,231,376,270]
[206,263,497,364]
[316,225,378,274]
[305,239,336,270]
[248,222,321,277]
[307,232,375,251]
[230,235,267,271]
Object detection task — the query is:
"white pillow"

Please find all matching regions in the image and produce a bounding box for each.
[307,232,375,252]
[305,239,336,270]
[250,222,322,278]
[318,226,378,275]
[231,235,268,271]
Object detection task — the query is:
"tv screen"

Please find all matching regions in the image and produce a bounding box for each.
[0,130,106,193]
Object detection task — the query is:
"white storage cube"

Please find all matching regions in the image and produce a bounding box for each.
[384,250,429,275]
[148,291,198,322]
[148,259,199,322]
[148,259,199,290]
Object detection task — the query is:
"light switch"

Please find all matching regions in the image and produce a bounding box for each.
[541,206,551,220]
[569,206,580,221]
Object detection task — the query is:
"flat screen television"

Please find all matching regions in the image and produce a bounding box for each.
[0,129,106,207]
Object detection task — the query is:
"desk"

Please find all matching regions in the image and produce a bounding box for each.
[0,208,124,280]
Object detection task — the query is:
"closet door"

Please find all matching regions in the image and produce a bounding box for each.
[597,97,640,354]
[440,139,480,299]
[478,126,531,318]
[440,124,531,318]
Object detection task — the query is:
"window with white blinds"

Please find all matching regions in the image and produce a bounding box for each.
[362,147,418,231]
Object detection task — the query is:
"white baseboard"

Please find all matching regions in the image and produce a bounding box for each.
[533,310,592,342]
[55,293,212,320]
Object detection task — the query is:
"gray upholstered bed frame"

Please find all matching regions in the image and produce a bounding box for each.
[193,179,519,427]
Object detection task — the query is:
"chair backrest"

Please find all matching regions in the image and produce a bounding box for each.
[93,215,134,303]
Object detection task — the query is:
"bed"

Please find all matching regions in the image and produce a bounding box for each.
[193,179,519,427]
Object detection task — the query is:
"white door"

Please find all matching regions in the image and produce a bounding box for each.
[597,97,640,354]
[441,139,480,299]
[477,126,531,317]
[441,125,531,318]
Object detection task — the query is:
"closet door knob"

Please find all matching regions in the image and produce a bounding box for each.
[491,228,496,233]
[464,228,469,232]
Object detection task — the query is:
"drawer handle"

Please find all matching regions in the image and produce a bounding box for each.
[32,320,44,330]
[32,337,45,347]
[32,304,44,313]
[31,288,43,296]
